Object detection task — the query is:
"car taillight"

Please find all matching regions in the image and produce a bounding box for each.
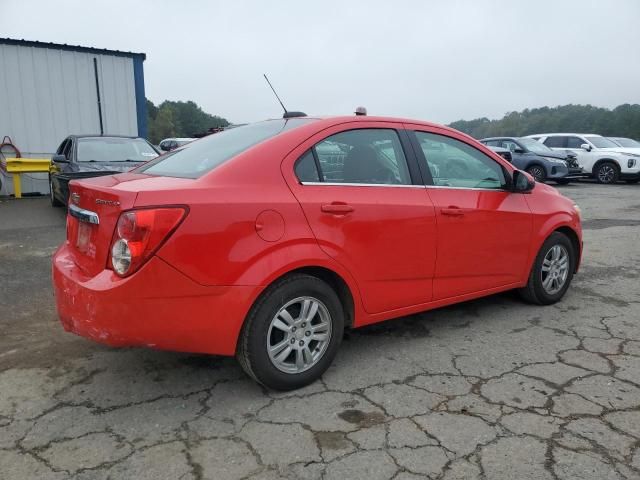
[108,207,187,277]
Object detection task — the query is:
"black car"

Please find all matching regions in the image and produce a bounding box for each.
[480,136,584,184]
[49,135,159,206]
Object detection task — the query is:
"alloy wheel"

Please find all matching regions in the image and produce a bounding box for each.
[598,165,616,183]
[266,296,332,374]
[528,166,545,181]
[541,245,569,295]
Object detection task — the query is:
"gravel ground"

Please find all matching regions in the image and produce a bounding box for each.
[1,182,640,480]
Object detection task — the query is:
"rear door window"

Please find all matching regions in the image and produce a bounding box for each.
[294,150,321,182]
[566,136,585,148]
[301,129,411,185]
[543,136,566,148]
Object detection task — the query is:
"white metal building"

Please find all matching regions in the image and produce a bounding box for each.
[0,38,147,195]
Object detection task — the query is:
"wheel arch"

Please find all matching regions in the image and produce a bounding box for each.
[526,213,582,281]
[250,263,359,330]
[554,226,581,273]
[593,158,621,172]
[525,162,548,175]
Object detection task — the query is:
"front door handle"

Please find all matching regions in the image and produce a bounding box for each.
[441,207,466,216]
[321,203,354,215]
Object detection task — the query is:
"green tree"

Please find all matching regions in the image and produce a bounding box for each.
[448,104,640,139]
[146,99,231,144]
[148,107,176,144]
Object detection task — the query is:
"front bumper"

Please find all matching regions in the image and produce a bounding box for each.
[620,171,640,180]
[52,243,262,356]
[546,164,586,180]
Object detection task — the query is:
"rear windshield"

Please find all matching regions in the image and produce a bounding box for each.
[140,118,317,178]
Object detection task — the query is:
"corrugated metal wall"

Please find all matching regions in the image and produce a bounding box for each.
[0,43,138,157]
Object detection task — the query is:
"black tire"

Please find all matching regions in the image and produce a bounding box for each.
[594,161,619,184]
[237,274,344,390]
[526,165,546,182]
[556,179,571,185]
[49,176,63,207]
[518,232,575,305]
[625,179,639,184]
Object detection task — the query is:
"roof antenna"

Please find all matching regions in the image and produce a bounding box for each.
[263,74,307,119]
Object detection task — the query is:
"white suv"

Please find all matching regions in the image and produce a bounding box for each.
[526,133,640,184]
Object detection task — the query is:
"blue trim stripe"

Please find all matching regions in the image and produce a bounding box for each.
[133,56,147,139]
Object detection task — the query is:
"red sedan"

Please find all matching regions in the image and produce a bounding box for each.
[53,114,582,390]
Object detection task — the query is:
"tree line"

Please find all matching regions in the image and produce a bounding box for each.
[145,101,640,144]
[448,104,640,140]
[146,99,230,144]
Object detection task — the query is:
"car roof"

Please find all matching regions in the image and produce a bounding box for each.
[528,133,603,138]
[262,115,459,135]
[480,136,519,141]
[68,134,142,139]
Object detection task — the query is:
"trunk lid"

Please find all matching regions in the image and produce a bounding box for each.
[66,174,141,277]
[66,173,195,277]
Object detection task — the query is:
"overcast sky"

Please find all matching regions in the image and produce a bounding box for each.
[2,0,639,124]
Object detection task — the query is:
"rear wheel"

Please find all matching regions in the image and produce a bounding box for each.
[594,161,619,184]
[49,177,63,207]
[526,165,546,182]
[237,274,344,390]
[518,232,575,305]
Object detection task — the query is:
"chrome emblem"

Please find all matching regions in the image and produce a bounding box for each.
[70,192,80,205]
[95,198,120,206]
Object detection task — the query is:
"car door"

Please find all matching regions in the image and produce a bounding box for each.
[501,139,529,170]
[547,136,597,173]
[408,127,532,300]
[285,124,438,315]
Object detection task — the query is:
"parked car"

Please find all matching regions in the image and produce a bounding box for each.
[526,133,640,184]
[480,137,584,184]
[49,135,159,206]
[158,137,196,152]
[486,145,512,162]
[53,115,582,390]
[608,137,640,152]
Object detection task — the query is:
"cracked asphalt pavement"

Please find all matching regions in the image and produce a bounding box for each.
[1,183,640,479]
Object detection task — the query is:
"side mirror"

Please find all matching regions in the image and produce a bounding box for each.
[512,169,535,193]
[580,143,592,151]
[52,154,69,163]
[160,143,171,152]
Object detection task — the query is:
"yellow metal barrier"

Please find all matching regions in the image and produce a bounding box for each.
[4,158,51,198]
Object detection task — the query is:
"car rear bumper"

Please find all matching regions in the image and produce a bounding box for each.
[52,243,261,356]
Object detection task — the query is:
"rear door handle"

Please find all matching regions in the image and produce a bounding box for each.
[321,203,354,215]
[441,207,466,216]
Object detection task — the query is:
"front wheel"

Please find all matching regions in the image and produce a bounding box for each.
[518,232,575,305]
[237,274,344,390]
[49,176,63,207]
[594,161,619,184]
[526,165,546,182]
